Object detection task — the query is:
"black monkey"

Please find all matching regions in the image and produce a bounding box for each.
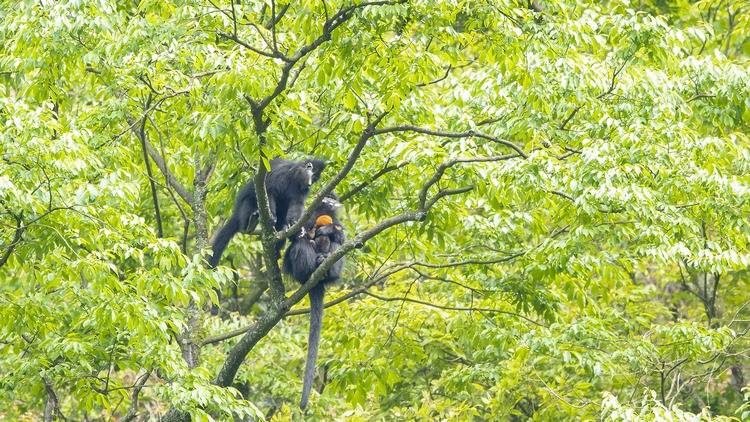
[208,157,326,269]
[282,194,345,409]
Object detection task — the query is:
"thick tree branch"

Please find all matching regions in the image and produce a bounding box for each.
[247,105,287,301]
[43,378,63,422]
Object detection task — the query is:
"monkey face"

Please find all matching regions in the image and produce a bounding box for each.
[304,162,314,186]
[309,159,326,183]
[322,196,342,210]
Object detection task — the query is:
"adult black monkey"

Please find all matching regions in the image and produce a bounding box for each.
[208,157,326,269]
[282,193,345,409]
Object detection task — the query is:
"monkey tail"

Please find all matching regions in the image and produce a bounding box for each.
[208,217,240,268]
[300,283,325,409]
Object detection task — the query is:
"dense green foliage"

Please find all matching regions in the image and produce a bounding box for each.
[1,0,749,420]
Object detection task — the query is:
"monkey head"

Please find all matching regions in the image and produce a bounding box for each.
[304,158,327,186]
[319,194,342,216]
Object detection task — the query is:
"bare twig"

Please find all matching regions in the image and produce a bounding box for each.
[372,126,527,158]
[121,370,151,422]
[416,64,452,87]
[364,292,547,327]
[419,154,518,209]
[340,161,408,202]
[559,51,634,130]
[217,31,284,60]
[115,89,189,140]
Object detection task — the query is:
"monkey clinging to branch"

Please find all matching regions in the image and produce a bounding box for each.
[209,157,326,269]
[282,193,345,409]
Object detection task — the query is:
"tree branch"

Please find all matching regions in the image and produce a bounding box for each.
[425,185,475,209]
[43,377,64,422]
[204,272,387,346]
[372,126,527,159]
[276,110,389,241]
[116,89,189,140]
[0,216,24,269]
[265,1,290,30]
[203,251,526,345]
[364,292,547,327]
[339,161,408,202]
[121,370,151,422]
[214,207,425,386]
[236,0,395,300]
[0,204,80,268]
[416,64,452,87]
[136,100,164,237]
[419,154,519,209]
[559,50,634,130]
[217,31,285,60]
[126,117,193,207]
[143,140,193,208]
[214,154,479,386]
[249,1,404,112]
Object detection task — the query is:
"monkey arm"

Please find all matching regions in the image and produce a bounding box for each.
[267,195,278,225]
[330,227,345,244]
[314,224,336,236]
[322,226,346,281]
[285,197,305,227]
[315,224,345,244]
[325,239,345,282]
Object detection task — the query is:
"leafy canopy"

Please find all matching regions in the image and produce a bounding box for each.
[1,0,749,420]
